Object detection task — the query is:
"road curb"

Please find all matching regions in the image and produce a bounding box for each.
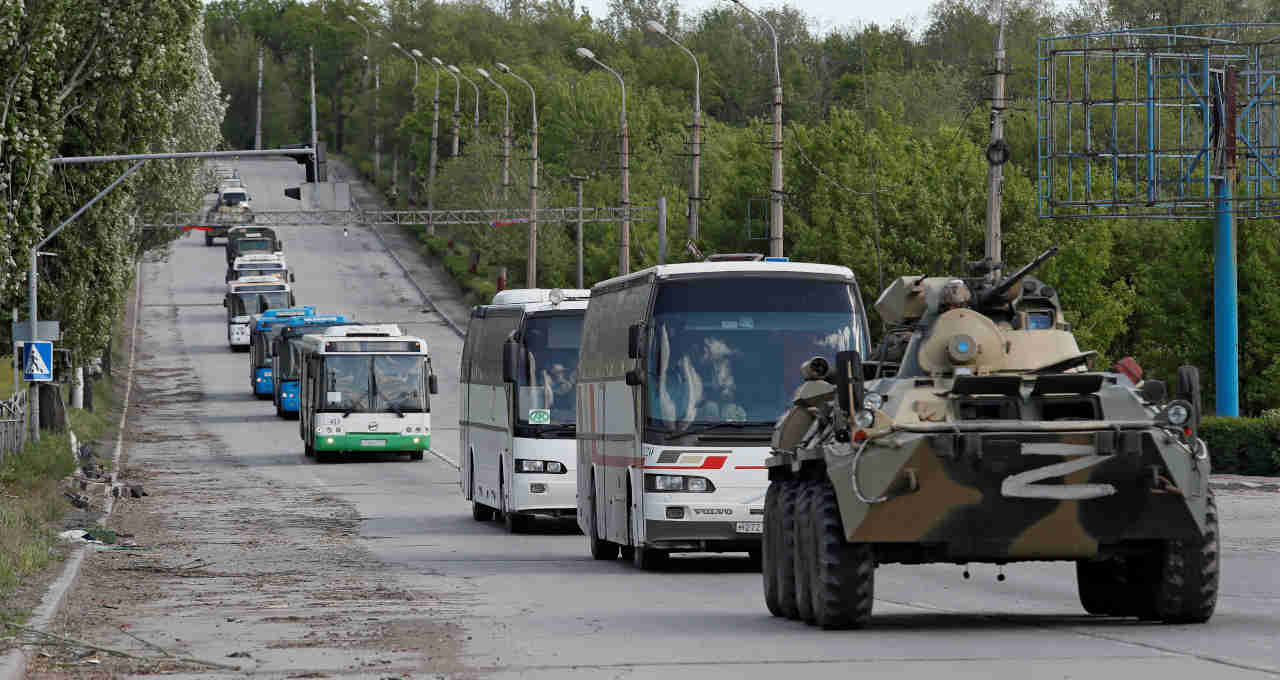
[1,260,142,680]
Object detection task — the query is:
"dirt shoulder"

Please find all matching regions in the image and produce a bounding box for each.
[22,269,471,678]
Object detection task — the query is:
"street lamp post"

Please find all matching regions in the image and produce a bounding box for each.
[576,47,630,275]
[427,58,442,233]
[434,57,461,157]
[477,67,512,201]
[728,0,783,257]
[496,62,538,287]
[449,65,481,140]
[646,20,701,244]
[347,15,380,181]
[391,43,422,202]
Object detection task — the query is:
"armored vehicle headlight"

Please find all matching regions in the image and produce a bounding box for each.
[853,409,875,429]
[1166,402,1190,426]
[863,392,884,410]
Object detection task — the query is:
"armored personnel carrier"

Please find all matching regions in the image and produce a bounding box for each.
[763,248,1219,629]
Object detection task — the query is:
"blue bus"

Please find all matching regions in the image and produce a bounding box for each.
[270,315,358,419]
[248,307,316,398]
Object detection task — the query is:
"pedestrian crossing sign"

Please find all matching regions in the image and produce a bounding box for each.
[23,341,53,382]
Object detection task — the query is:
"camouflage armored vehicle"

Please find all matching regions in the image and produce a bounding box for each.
[763,248,1219,629]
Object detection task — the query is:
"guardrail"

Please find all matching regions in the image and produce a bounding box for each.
[0,391,28,466]
[139,205,653,229]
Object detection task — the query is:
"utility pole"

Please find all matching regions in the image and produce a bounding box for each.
[309,46,318,167]
[658,196,667,265]
[620,112,630,275]
[571,175,586,288]
[984,6,1008,280]
[374,62,381,181]
[254,45,264,150]
[728,1,784,258]
[428,65,441,234]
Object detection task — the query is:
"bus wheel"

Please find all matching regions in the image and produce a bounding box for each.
[409,451,424,461]
[794,480,818,625]
[775,479,800,619]
[315,449,335,464]
[504,511,528,534]
[587,478,618,560]
[633,545,668,571]
[812,478,874,630]
[472,502,494,522]
[304,442,313,458]
[205,233,213,246]
[619,545,635,562]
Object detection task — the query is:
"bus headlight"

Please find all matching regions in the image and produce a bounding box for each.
[645,474,716,493]
[515,459,567,474]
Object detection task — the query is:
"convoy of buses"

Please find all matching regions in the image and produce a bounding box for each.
[205,168,867,569]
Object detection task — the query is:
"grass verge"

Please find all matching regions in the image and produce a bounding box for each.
[0,353,121,628]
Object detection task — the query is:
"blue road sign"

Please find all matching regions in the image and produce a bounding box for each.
[23,341,53,382]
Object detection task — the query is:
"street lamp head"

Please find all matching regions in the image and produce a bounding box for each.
[476,67,491,79]
[346,14,359,22]
[447,65,461,74]
[431,56,444,66]
[575,47,596,60]
[411,48,424,58]
[391,41,402,49]
[645,20,667,35]
[496,62,511,73]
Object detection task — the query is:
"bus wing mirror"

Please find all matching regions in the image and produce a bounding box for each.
[502,341,520,383]
[429,374,439,394]
[834,350,865,415]
[627,323,646,359]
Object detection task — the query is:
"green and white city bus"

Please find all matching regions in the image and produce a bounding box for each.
[297,324,439,463]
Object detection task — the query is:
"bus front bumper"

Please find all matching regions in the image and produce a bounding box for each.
[253,370,274,395]
[509,475,576,516]
[643,518,762,552]
[228,324,250,346]
[313,433,431,452]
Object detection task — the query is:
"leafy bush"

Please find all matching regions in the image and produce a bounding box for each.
[1201,416,1280,475]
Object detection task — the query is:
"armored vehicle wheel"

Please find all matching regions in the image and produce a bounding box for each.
[1076,559,1126,615]
[633,545,668,571]
[472,502,494,522]
[811,479,875,629]
[1153,490,1219,623]
[794,481,818,624]
[762,482,784,617]
[776,480,800,619]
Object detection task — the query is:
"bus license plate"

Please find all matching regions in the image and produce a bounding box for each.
[360,440,386,447]
[736,521,763,534]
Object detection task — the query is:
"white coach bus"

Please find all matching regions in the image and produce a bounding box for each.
[224,276,295,351]
[460,288,590,533]
[576,255,871,569]
[297,325,438,463]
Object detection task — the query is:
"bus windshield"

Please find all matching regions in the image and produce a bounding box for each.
[320,355,426,414]
[645,278,866,436]
[515,312,584,428]
[236,239,272,252]
[229,292,290,317]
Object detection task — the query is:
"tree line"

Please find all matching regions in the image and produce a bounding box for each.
[206,0,1280,415]
[1,1,225,370]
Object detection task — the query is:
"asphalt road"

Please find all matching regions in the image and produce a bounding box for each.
[140,159,1280,679]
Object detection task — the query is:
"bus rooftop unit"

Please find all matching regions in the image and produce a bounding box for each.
[297,325,439,463]
[272,315,358,419]
[576,254,871,570]
[248,307,318,398]
[461,288,591,533]
[224,276,297,351]
[228,252,293,284]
